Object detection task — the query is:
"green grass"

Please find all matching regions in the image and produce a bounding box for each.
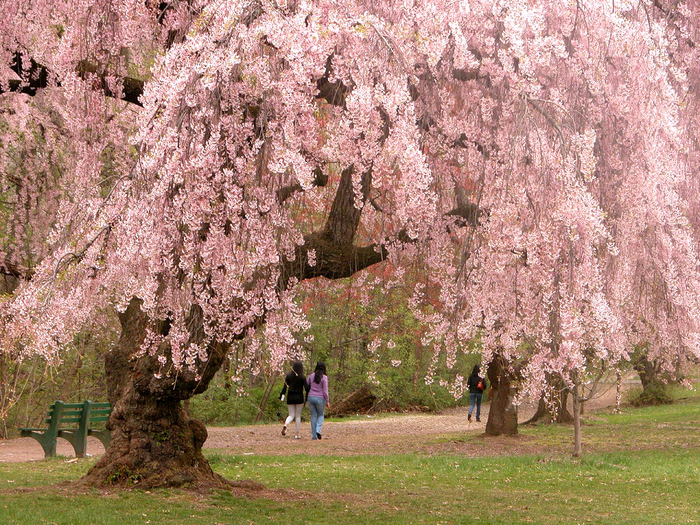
[2,398,700,524]
[206,450,700,524]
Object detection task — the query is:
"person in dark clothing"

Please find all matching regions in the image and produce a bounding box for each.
[279,361,310,439]
[467,364,487,422]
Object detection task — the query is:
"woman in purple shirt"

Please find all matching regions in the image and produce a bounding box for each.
[307,362,330,440]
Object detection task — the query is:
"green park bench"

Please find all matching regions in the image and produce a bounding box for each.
[19,400,111,458]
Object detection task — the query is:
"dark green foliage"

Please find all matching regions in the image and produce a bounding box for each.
[189,383,284,426]
[187,269,483,426]
[629,379,673,407]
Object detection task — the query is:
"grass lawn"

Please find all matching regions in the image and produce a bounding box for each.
[1,396,699,524]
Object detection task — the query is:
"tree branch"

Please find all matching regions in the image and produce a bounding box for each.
[76,61,144,107]
[276,166,329,204]
[315,54,350,107]
[2,53,145,107]
[52,225,112,279]
[323,165,371,246]
[1,53,50,98]
[278,198,483,290]
[0,259,32,280]
[5,45,355,110]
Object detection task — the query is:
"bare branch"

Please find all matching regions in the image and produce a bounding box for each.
[527,97,568,158]
[1,53,50,98]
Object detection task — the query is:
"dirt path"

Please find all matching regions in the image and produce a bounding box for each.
[0,405,515,462]
[0,381,625,463]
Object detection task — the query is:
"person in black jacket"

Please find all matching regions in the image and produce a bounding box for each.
[279,361,310,439]
[467,364,487,422]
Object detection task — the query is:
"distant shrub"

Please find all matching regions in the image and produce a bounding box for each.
[189,383,284,426]
[629,380,673,407]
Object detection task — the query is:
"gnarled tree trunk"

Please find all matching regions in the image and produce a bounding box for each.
[82,299,233,489]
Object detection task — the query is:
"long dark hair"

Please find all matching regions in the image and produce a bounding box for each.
[292,360,304,376]
[313,361,326,383]
[471,364,481,376]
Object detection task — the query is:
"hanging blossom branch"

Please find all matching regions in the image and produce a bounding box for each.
[3,49,362,118]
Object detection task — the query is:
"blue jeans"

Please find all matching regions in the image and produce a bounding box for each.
[308,396,326,439]
[469,393,483,420]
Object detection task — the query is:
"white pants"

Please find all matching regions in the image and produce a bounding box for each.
[285,404,303,433]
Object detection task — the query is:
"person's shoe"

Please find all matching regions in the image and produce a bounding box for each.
[476,418,481,422]
[468,413,472,422]
[317,433,322,440]
[282,425,287,436]
[294,435,301,439]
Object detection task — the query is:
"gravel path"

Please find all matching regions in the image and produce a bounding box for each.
[0,382,625,462]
